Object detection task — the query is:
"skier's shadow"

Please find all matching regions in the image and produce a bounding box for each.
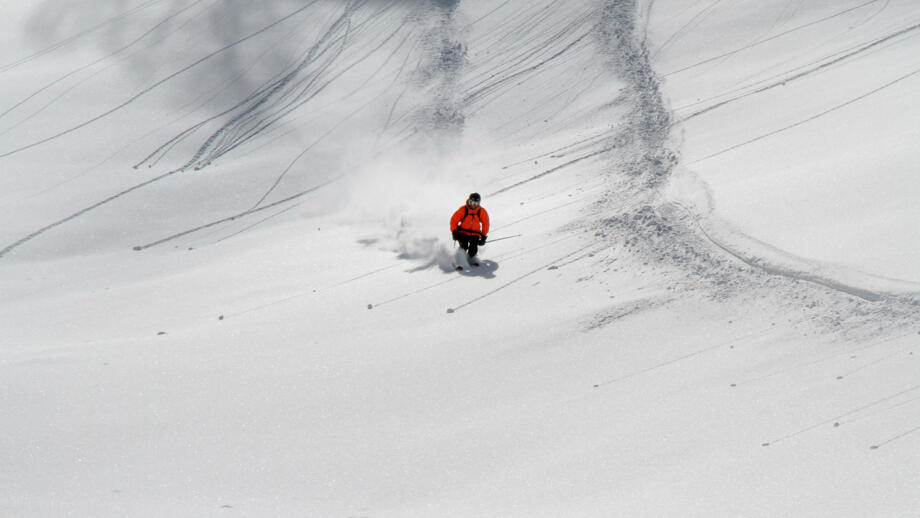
[458,260,498,279]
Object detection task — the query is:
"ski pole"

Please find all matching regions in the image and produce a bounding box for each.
[485,234,521,243]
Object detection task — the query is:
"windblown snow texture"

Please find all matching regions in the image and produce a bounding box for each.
[1,2,919,515]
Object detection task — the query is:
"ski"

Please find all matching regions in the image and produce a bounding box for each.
[453,262,479,271]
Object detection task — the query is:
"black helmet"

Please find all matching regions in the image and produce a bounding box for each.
[468,192,481,202]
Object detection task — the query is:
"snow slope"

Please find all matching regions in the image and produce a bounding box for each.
[651,0,920,284]
[2,1,918,517]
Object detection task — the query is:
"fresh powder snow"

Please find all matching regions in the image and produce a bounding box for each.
[1,1,918,517]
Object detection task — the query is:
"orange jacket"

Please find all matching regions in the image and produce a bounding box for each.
[450,204,490,237]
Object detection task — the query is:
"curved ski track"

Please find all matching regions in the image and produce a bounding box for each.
[2,0,918,333]
[585,0,919,333]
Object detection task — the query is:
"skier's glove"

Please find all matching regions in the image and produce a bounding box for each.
[452,229,460,241]
[479,235,487,246]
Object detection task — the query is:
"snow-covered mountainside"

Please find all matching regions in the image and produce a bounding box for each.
[653,0,920,289]
[2,1,918,516]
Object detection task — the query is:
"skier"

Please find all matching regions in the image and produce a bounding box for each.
[450,192,490,265]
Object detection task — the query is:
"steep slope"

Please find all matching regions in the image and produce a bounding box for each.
[2,1,918,517]
[651,0,920,285]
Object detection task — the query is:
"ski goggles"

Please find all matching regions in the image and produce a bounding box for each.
[468,199,480,206]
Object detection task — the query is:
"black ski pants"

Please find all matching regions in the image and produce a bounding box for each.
[456,233,481,258]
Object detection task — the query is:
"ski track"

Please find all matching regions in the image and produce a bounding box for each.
[489,144,616,196]
[661,0,887,77]
[763,382,920,448]
[0,168,183,258]
[170,2,407,172]
[575,0,920,339]
[0,1,408,257]
[131,176,343,251]
[671,202,887,302]
[0,1,324,160]
[592,327,774,388]
[737,331,915,387]
[0,0,166,74]
[2,0,917,339]
[0,0,212,128]
[687,65,920,165]
[871,422,920,450]
[374,232,587,312]
[679,20,920,121]
[651,0,725,59]
[3,3,920,513]
[447,242,594,314]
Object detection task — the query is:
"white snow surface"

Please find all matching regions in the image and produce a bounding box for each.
[1,1,918,517]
